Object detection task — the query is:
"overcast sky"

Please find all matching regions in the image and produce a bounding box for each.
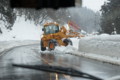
[83,0,107,12]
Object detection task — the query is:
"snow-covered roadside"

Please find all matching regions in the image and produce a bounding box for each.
[0,40,39,54]
[70,38,80,50]
[0,16,41,54]
[79,34,120,57]
[70,34,120,65]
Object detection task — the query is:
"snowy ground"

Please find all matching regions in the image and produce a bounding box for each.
[79,34,120,57]
[0,16,41,54]
[0,16,42,41]
[73,34,120,65]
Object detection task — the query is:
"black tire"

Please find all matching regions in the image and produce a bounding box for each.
[48,42,56,50]
[63,39,73,46]
[41,40,46,51]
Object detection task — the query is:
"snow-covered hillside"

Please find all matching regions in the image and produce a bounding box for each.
[0,17,42,41]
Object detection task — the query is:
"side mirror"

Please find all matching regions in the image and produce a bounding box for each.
[42,28,44,31]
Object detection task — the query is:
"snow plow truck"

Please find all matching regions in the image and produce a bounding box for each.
[41,22,84,51]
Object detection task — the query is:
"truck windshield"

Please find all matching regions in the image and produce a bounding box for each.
[44,25,59,34]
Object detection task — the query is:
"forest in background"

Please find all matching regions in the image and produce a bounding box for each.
[2,0,118,34]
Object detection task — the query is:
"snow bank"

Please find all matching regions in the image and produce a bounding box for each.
[79,34,120,57]
[70,38,80,49]
[40,45,77,55]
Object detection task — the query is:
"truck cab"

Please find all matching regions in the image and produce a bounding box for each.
[43,23,59,35]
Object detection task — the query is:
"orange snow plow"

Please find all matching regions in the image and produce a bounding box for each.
[41,22,84,51]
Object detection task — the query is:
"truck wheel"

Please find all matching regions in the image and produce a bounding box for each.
[63,39,73,46]
[41,40,46,51]
[48,42,55,50]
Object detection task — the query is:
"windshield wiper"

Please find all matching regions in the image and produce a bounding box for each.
[12,64,103,80]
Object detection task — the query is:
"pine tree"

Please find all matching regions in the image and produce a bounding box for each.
[101,0,120,34]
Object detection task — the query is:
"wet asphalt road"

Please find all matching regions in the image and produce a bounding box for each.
[0,44,120,80]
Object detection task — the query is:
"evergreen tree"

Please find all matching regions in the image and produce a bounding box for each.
[101,0,120,34]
